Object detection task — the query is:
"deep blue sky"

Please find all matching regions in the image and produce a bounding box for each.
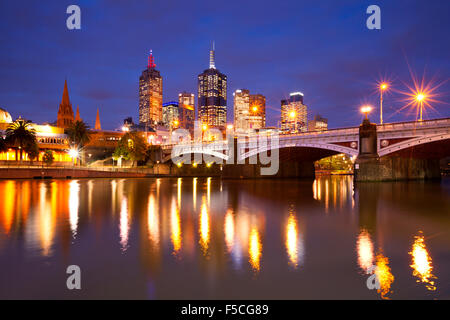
[1,0,449,130]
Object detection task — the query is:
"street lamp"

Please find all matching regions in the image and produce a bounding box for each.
[68,148,79,166]
[379,82,389,125]
[415,92,426,122]
[361,105,372,120]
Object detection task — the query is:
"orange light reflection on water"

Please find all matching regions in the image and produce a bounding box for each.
[409,232,436,291]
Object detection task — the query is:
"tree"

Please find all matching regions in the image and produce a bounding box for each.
[43,150,54,167]
[116,131,147,167]
[112,145,130,166]
[66,120,90,165]
[5,118,37,162]
[26,140,40,164]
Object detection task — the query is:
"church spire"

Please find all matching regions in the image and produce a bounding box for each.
[75,105,81,121]
[62,79,70,105]
[95,108,102,130]
[57,79,74,128]
[209,41,216,69]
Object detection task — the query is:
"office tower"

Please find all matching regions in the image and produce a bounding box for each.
[233,89,250,133]
[197,43,227,130]
[234,89,266,133]
[281,92,307,133]
[139,50,163,128]
[178,92,195,134]
[57,79,74,128]
[162,102,179,131]
[249,94,266,130]
[308,114,328,132]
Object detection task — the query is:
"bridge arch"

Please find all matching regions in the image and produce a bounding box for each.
[163,149,229,163]
[378,133,450,157]
[239,142,358,162]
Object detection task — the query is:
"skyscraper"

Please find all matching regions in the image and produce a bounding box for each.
[281,92,307,133]
[57,79,74,128]
[249,94,266,130]
[234,89,250,133]
[139,50,163,128]
[198,43,227,130]
[178,92,195,134]
[162,102,179,131]
[234,89,266,133]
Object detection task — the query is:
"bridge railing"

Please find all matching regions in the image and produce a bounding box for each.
[161,117,450,148]
[377,117,450,132]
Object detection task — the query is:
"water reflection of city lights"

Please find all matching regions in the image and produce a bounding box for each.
[409,232,436,291]
[357,229,374,273]
[249,227,262,273]
[375,253,394,299]
[147,193,159,250]
[170,198,182,255]
[1,180,15,234]
[199,198,210,256]
[177,178,182,208]
[38,182,55,256]
[224,209,235,253]
[68,180,79,238]
[207,177,211,205]
[119,197,129,252]
[285,213,302,269]
[193,178,197,210]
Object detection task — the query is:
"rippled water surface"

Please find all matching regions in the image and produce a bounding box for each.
[0,176,449,299]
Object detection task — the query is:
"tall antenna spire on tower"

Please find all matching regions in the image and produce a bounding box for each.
[209,41,216,69]
[148,49,156,69]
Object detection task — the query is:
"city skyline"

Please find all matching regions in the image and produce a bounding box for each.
[1,1,450,131]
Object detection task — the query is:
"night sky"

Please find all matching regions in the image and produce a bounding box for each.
[1,0,449,130]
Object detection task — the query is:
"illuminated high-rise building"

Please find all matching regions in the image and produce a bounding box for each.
[162,102,179,131]
[249,94,266,130]
[233,89,250,133]
[178,92,195,134]
[139,50,163,128]
[281,92,307,133]
[308,114,328,132]
[197,43,227,130]
[234,89,266,133]
[57,79,74,128]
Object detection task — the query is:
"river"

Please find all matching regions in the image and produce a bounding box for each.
[0,176,449,299]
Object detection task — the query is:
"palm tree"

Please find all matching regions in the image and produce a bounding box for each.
[5,118,37,162]
[66,120,91,165]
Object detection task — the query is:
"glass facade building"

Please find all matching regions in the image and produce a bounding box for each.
[234,89,266,133]
[162,102,179,131]
[178,92,195,134]
[197,45,227,130]
[281,92,308,133]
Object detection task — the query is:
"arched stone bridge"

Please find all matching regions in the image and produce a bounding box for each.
[164,117,450,164]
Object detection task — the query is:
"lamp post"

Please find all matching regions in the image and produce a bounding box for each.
[361,105,372,120]
[68,148,79,166]
[416,93,425,122]
[379,82,389,125]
